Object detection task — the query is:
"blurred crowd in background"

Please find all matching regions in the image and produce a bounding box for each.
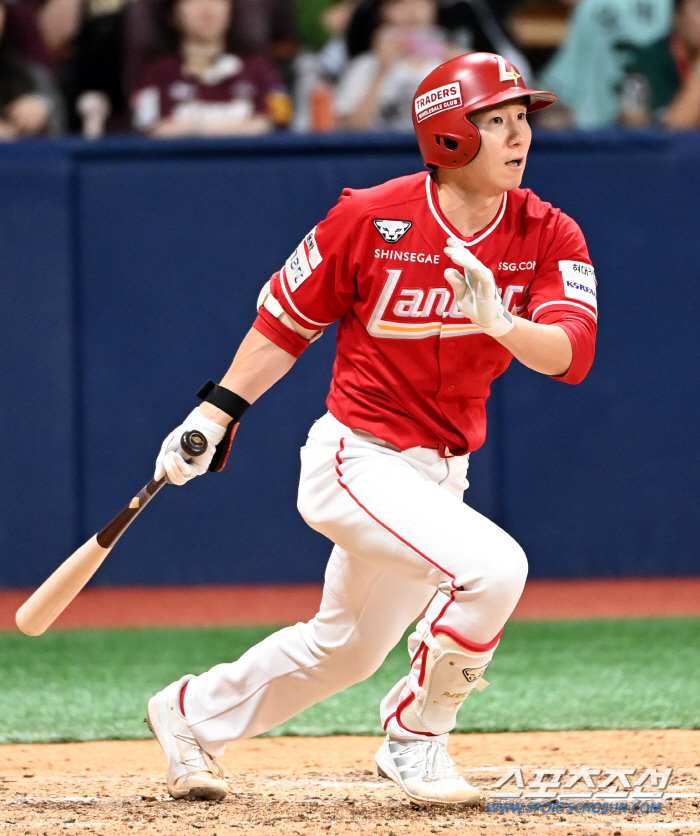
[0,0,697,139]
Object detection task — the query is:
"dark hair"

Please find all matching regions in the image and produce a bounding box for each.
[156,0,243,55]
[0,0,37,110]
[345,0,383,58]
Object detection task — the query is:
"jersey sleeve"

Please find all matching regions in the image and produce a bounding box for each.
[537,309,596,384]
[525,212,598,324]
[524,211,598,384]
[266,189,361,331]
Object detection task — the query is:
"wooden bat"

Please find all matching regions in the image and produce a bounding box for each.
[15,430,208,636]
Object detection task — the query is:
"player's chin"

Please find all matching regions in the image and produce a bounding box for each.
[502,164,525,189]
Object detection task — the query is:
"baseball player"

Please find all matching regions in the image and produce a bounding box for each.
[146,52,597,806]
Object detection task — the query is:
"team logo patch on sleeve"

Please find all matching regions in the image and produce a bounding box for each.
[559,260,597,311]
[283,226,322,291]
[373,219,412,243]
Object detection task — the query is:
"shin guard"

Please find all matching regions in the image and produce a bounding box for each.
[398,631,493,736]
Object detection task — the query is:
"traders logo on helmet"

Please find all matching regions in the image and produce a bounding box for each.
[373,219,412,243]
[414,83,462,123]
[496,55,521,84]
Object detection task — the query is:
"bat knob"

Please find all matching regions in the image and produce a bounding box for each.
[180,430,208,458]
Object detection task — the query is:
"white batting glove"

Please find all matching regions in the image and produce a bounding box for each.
[154,407,227,486]
[444,237,514,337]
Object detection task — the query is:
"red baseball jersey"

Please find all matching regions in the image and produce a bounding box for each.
[255,172,597,456]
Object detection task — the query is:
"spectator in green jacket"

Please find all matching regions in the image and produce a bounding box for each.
[537,0,671,128]
[620,0,700,128]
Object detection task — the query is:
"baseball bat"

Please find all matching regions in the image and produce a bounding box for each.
[15,430,208,637]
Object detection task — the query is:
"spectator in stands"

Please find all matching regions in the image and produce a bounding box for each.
[39,0,132,133]
[131,0,292,136]
[537,0,671,128]
[335,0,530,131]
[291,0,357,132]
[619,0,700,128]
[316,0,357,81]
[0,0,63,136]
[335,0,457,130]
[345,0,529,73]
[125,0,297,98]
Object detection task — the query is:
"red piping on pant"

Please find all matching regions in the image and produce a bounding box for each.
[384,693,434,738]
[180,682,188,718]
[334,439,458,589]
[410,642,424,667]
[384,644,432,735]
[335,438,501,735]
[417,645,429,687]
[433,625,503,652]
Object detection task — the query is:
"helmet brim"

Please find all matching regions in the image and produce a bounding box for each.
[467,87,557,115]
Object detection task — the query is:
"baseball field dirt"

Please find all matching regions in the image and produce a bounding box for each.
[1,731,698,835]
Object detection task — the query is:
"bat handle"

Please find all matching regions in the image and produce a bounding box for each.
[96,431,209,549]
[96,478,166,548]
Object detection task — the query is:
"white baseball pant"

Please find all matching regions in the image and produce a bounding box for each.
[183,411,528,756]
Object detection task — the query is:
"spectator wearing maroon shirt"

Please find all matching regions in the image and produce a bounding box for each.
[132,0,291,136]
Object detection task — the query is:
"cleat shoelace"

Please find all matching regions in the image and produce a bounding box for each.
[174,732,227,779]
[397,741,461,782]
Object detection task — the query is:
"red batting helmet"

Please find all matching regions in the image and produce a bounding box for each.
[412,52,556,169]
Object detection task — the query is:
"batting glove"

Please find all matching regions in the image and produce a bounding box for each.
[154,407,227,486]
[444,236,514,337]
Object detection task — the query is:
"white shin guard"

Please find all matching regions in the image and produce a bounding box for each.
[399,632,493,736]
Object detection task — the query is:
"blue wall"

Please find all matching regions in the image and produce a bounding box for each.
[1,132,698,586]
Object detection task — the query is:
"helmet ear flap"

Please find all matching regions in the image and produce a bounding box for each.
[432,122,481,166]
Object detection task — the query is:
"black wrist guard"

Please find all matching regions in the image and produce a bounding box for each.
[196,381,251,472]
[196,380,251,422]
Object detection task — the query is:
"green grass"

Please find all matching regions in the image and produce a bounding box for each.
[1,619,698,743]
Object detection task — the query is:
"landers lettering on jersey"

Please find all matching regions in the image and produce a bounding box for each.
[414,83,462,123]
[366,268,526,339]
[373,219,412,243]
[284,227,322,291]
[374,248,440,264]
[559,260,597,311]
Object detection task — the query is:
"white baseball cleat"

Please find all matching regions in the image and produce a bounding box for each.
[146,674,229,801]
[375,737,480,806]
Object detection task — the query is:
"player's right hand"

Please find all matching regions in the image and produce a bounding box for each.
[444,237,514,337]
[154,407,227,486]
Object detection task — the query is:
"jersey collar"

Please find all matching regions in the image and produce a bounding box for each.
[425,173,507,245]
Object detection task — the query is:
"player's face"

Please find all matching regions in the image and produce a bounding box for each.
[461,101,531,196]
[175,0,231,45]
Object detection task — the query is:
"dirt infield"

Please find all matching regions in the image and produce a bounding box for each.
[1,732,698,835]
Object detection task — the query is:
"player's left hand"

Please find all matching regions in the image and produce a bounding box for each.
[444,237,514,337]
